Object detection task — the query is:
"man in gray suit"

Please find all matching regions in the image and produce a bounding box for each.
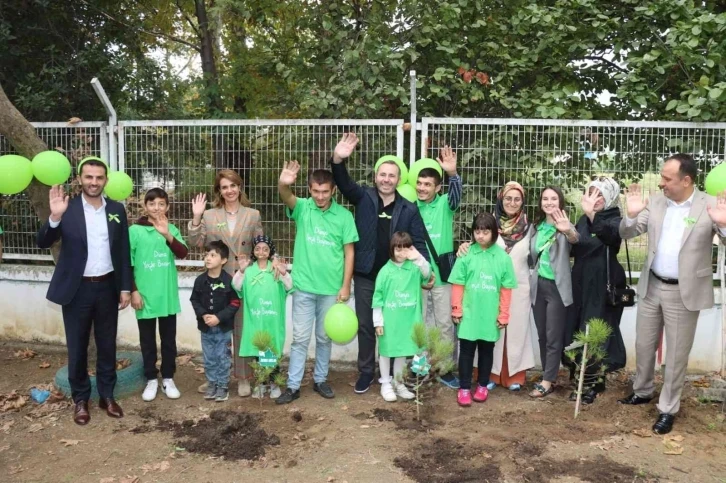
[619,153,726,435]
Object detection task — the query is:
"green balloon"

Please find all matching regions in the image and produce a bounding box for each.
[705,163,726,196]
[104,171,133,201]
[408,158,443,189]
[324,303,358,344]
[374,155,408,186]
[32,151,71,186]
[397,183,418,202]
[0,155,33,195]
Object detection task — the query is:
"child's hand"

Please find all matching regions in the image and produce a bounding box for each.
[421,273,435,290]
[237,254,251,271]
[204,315,220,327]
[406,246,423,261]
[375,327,384,336]
[452,316,461,325]
[130,291,144,310]
[272,256,288,280]
[151,214,170,238]
[497,322,507,330]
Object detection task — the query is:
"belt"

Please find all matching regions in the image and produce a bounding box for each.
[650,270,678,285]
[82,272,114,282]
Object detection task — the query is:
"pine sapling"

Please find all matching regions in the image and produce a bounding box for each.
[249,330,285,405]
[565,318,612,418]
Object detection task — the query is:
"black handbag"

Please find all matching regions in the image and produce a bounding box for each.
[606,241,636,307]
[422,229,456,283]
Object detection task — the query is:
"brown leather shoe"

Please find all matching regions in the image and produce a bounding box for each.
[98,398,124,418]
[73,400,90,425]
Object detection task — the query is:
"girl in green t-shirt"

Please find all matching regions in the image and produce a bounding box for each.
[130,188,188,403]
[449,213,517,407]
[232,235,292,400]
[372,232,431,403]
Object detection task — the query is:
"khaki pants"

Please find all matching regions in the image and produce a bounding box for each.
[634,276,700,415]
[423,284,458,362]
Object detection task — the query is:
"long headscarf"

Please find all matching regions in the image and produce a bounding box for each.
[495,181,529,253]
[587,177,620,210]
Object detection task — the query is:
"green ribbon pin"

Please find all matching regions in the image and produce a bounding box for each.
[216,222,227,229]
[684,217,696,227]
[211,282,225,290]
[250,272,267,286]
[108,214,120,223]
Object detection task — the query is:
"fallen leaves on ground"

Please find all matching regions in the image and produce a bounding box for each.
[632,428,652,438]
[140,460,170,474]
[691,377,711,388]
[27,423,43,433]
[9,465,24,475]
[194,367,205,374]
[116,359,131,371]
[60,439,82,447]
[590,435,632,451]
[0,391,28,412]
[663,434,685,455]
[1,420,15,433]
[14,349,37,360]
[176,354,194,366]
[38,361,51,369]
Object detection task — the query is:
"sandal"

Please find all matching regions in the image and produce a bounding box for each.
[529,383,554,398]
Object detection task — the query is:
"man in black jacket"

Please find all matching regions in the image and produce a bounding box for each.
[37,157,132,426]
[331,133,430,393]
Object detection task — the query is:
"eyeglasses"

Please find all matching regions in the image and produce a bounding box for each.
[503,197,523,204]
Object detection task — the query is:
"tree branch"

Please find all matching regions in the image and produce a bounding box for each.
[176,0,201,39]
[582,55,628,74]
[79,0,201,52]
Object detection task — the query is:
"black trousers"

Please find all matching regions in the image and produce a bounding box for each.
[61,278,119,403]
[353,275,377,376]
[458,339,495,390]
[137,315,178,380]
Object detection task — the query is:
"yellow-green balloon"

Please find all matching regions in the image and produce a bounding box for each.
[0,155,33,195]
[374,155,408,186]
[104,171,133,201]
[408,158,443,189]
[705,163,726,196]
[324,303,358,344]
[32,151,71,185]
[397,183,418,202]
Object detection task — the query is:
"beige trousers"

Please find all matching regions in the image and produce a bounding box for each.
[633,276,700,414]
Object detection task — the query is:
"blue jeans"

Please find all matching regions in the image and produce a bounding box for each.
[201,327,231,388]
[286,291,337,390]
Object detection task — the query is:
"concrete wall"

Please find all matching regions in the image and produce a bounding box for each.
[1,264,724,372]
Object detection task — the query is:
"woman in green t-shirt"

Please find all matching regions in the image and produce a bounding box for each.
[232,235,292,400]
[527,186,579,398]
[449,213,517,407]
[130,188,188,402]
[372,232,431,403]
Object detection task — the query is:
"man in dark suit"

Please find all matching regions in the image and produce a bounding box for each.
[37,157,132,425]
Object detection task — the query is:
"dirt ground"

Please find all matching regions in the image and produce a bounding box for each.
[1,341,725,483]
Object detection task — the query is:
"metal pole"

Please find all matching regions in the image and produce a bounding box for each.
[409,70,417,168]
[91,78,117,171]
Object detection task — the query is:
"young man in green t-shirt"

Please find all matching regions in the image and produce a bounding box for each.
[275,161,359,404]
[416,146,462,389]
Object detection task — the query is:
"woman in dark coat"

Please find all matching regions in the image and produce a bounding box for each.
[564,176,627,404]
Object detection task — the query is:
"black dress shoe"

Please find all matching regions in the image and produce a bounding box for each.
[618,393,653,405]
[73,400,90,425]
[313,382,335,399]
[98,398,124,418]
[653,413,675,434]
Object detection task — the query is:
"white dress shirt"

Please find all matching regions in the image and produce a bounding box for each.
[49,194,114,277]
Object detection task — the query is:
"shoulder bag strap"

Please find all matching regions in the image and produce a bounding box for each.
[422,227,440,262]
[624,239,633,285]
[606,245,612,291]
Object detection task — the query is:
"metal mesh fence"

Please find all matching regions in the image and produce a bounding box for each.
[0,122,107,260]
[422,118,726,274]
[119,120,404,266]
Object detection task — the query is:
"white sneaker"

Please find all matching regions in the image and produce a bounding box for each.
[381,382,397,402]
[251,385,266,399]
[142,379,158,402]
[269,384,282,399]
[238,380,251,397]
[394,381,415,400]
[162,378,181,399]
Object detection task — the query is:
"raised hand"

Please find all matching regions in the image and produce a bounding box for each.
[436,145,458,176]
[624,184,648,219]
[279,160,301,186]
[49,185,69,222]
[151,214,170,238]
[332,132,359,163]
[191,193,207,219]
[271,256,288,280]
[707,191,726,228]
[581,187,600,218]
[237,254,251,271]
[406,246,423,261]
[552,209,572,233]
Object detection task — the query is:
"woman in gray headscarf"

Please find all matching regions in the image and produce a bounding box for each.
[562,176,627,404]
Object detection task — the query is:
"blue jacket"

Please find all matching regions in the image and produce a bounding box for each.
[331,159,429,275]
[36,196,132,306]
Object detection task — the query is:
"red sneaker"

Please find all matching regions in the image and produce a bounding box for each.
[457,389,472,407]
[473,385,489,403]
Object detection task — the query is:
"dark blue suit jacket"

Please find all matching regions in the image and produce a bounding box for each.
[36,196,132,306]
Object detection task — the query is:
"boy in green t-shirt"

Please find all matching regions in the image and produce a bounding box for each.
[275,161,359,404]
[130,188,188,402]
[415,146,462,389]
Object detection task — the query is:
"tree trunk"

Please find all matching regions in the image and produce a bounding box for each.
[0,82,60,262]
[194,0,223,113]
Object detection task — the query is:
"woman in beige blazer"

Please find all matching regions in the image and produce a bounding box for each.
[188,169,263,397]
